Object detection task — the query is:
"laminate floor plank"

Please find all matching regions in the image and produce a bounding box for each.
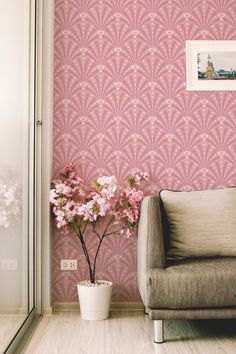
[0,315,26,353]
[22,310,236,354]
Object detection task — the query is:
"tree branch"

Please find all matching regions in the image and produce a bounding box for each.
[92,222,101,241]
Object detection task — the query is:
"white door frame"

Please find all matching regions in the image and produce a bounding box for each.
[35,0,54,315]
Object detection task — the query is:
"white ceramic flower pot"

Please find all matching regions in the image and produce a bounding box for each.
[77,280,112,321]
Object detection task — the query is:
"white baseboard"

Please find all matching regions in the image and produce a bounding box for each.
[53,302,144,312]
[43,306,53,316]
[0,307,28,316]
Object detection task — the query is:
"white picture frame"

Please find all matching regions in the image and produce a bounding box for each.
[186,40,236,91]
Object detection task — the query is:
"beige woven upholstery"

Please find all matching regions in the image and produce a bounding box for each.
[137,195,236,342]
[160,188,236,259]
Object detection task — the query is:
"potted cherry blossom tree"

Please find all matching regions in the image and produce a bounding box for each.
[49,165,148,320]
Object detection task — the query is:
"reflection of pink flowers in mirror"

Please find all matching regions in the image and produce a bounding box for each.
[0,168,20,229]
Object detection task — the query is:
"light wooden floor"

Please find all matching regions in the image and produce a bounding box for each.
[0,315,26,353]
[22,310,236,354]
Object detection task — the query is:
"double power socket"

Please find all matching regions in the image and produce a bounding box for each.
[60,259,78,270]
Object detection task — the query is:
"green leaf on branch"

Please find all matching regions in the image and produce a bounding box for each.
[60,172,68,178]
[128,175,136,188]
[92,180,102,193]
[58,197,66,206]
[71,216,77,226]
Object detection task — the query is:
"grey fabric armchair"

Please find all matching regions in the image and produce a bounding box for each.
[137,196,236,343]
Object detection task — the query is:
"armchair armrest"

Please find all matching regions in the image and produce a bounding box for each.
[137,196,165,304]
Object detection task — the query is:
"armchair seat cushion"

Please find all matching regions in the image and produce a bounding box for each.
[146,257,236,309]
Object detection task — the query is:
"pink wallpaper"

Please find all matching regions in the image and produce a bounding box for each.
[53,0,236,302]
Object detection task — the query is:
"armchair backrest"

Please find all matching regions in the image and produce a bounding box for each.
[137,196,165,301]
[138,196,166,270]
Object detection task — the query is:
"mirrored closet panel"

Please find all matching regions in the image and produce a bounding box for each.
[0,0,36,352]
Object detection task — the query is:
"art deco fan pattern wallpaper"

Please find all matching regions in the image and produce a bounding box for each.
[53,0,236,301]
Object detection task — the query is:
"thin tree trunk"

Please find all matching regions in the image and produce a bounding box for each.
[92,238,103,283]
[72,222,93,283]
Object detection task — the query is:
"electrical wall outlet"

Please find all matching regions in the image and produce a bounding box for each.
[60,259,77,271]
[1,259,18,270]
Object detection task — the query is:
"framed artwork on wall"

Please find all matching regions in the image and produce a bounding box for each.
[186,40,236,91]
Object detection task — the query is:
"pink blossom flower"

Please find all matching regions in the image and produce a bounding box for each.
[126,229,132,238]
[55,182,71,196]
[96,175,117,198]
[142,172,149,181]
[77,193,111,222]
[49,189,59,205]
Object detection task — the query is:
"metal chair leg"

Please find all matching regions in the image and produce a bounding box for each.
[153,320,164,343]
